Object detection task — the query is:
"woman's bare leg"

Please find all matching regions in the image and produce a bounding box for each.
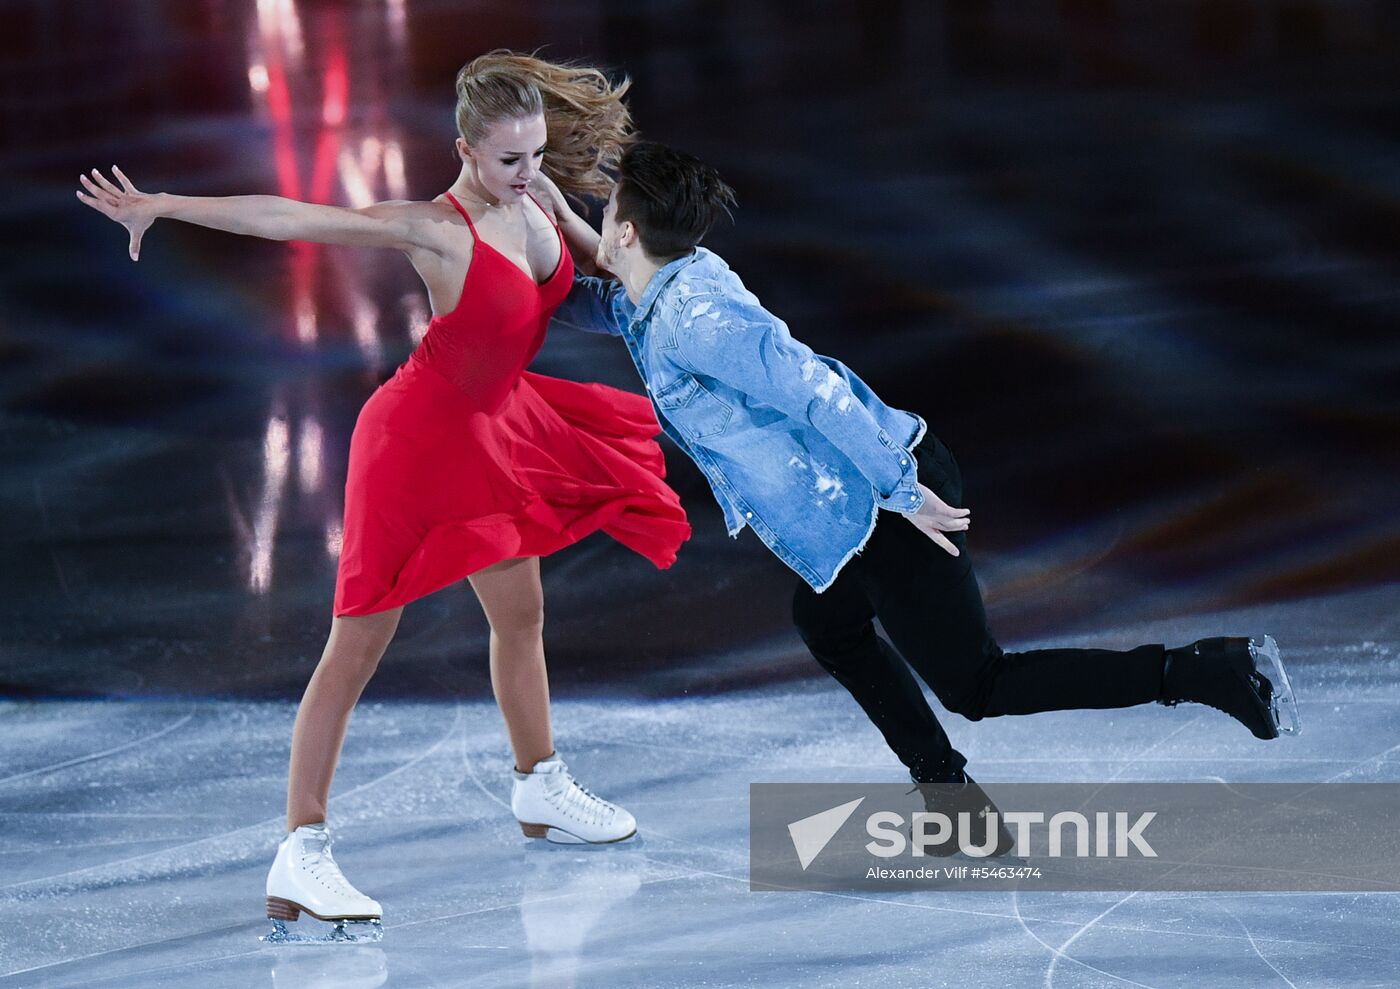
[286,607,403,831]
[468,557,554,773]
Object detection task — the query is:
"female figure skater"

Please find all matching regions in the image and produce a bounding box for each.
[77,52,689,941]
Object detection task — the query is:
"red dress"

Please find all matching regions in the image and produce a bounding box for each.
[333,192,691,616]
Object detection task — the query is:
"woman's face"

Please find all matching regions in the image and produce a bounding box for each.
[462,113,547,203]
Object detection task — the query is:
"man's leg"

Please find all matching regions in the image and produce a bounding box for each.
[866,435,1165,723]
[792,565,967,780]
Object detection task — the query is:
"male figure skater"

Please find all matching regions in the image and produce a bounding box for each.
[541,143,1298,842]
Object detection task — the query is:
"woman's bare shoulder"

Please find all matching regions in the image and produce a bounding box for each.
[397,198,469,223]
[356,198,464,229]
[386,198,473,252]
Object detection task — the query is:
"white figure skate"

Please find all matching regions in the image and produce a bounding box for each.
[511,753,637,844]
[261,823,384,943]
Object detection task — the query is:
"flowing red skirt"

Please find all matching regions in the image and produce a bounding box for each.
[333,358,691,617]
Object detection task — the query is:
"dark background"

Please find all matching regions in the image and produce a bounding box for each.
[2,0,1397,700]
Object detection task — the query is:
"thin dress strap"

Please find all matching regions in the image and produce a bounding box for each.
[442,192,478,236]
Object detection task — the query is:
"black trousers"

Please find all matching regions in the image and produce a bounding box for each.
[792,433,1166,781]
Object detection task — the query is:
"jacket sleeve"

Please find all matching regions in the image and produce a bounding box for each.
[549,274,631,336]
[672,293,924,513]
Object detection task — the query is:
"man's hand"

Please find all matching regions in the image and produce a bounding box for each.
[906,483,970,556]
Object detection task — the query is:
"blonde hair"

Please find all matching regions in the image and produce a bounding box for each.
[455,50,634,200]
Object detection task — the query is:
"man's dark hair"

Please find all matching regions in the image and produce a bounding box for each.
[615,142,735,261]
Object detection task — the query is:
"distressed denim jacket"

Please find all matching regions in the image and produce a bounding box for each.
[551,247,926,592]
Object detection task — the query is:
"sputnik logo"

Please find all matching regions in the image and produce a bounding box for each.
[787,798,865,870]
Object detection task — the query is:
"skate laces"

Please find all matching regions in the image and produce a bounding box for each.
[542,769,617,826]
[297,832,363,899]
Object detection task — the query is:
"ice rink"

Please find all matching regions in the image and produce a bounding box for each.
[4,587,1398,988]
[6,1,1400,986]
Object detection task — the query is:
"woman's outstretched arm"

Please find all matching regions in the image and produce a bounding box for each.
[77,166,441,261]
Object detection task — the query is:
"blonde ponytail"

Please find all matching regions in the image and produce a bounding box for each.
[455,50,634,200]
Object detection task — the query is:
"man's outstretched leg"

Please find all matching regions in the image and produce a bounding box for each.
[866,434,1294,740]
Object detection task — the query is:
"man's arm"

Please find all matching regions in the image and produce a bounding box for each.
[672,294,923,513]
[550,273,631,337]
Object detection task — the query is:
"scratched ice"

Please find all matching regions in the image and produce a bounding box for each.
[3,587,1399,987]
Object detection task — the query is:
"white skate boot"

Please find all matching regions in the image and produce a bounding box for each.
[262,823,384,943]
[511,753,637,844]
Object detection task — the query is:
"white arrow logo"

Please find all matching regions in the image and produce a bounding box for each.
[787,798,865,870]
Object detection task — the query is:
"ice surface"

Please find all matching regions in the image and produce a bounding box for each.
[3,590,1400,987]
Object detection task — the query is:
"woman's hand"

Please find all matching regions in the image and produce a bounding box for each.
[77,166,160,261]
[530,170,570,218]
[533,170,602,275]
[907,483,970,557]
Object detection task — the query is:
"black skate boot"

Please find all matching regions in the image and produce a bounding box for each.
[909,769,1018,858]
[1159,634,1300,739]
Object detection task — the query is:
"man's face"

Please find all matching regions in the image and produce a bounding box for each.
[596,184,625,272]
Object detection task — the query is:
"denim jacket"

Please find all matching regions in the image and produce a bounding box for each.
[551,248,926,592]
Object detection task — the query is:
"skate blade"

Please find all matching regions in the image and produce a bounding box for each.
[520,822,638,845]
[261,917,384,945]
[1251,634,1301,736]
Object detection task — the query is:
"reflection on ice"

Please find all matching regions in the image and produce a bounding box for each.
[267,944,387,989]
[520,851,644,989]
